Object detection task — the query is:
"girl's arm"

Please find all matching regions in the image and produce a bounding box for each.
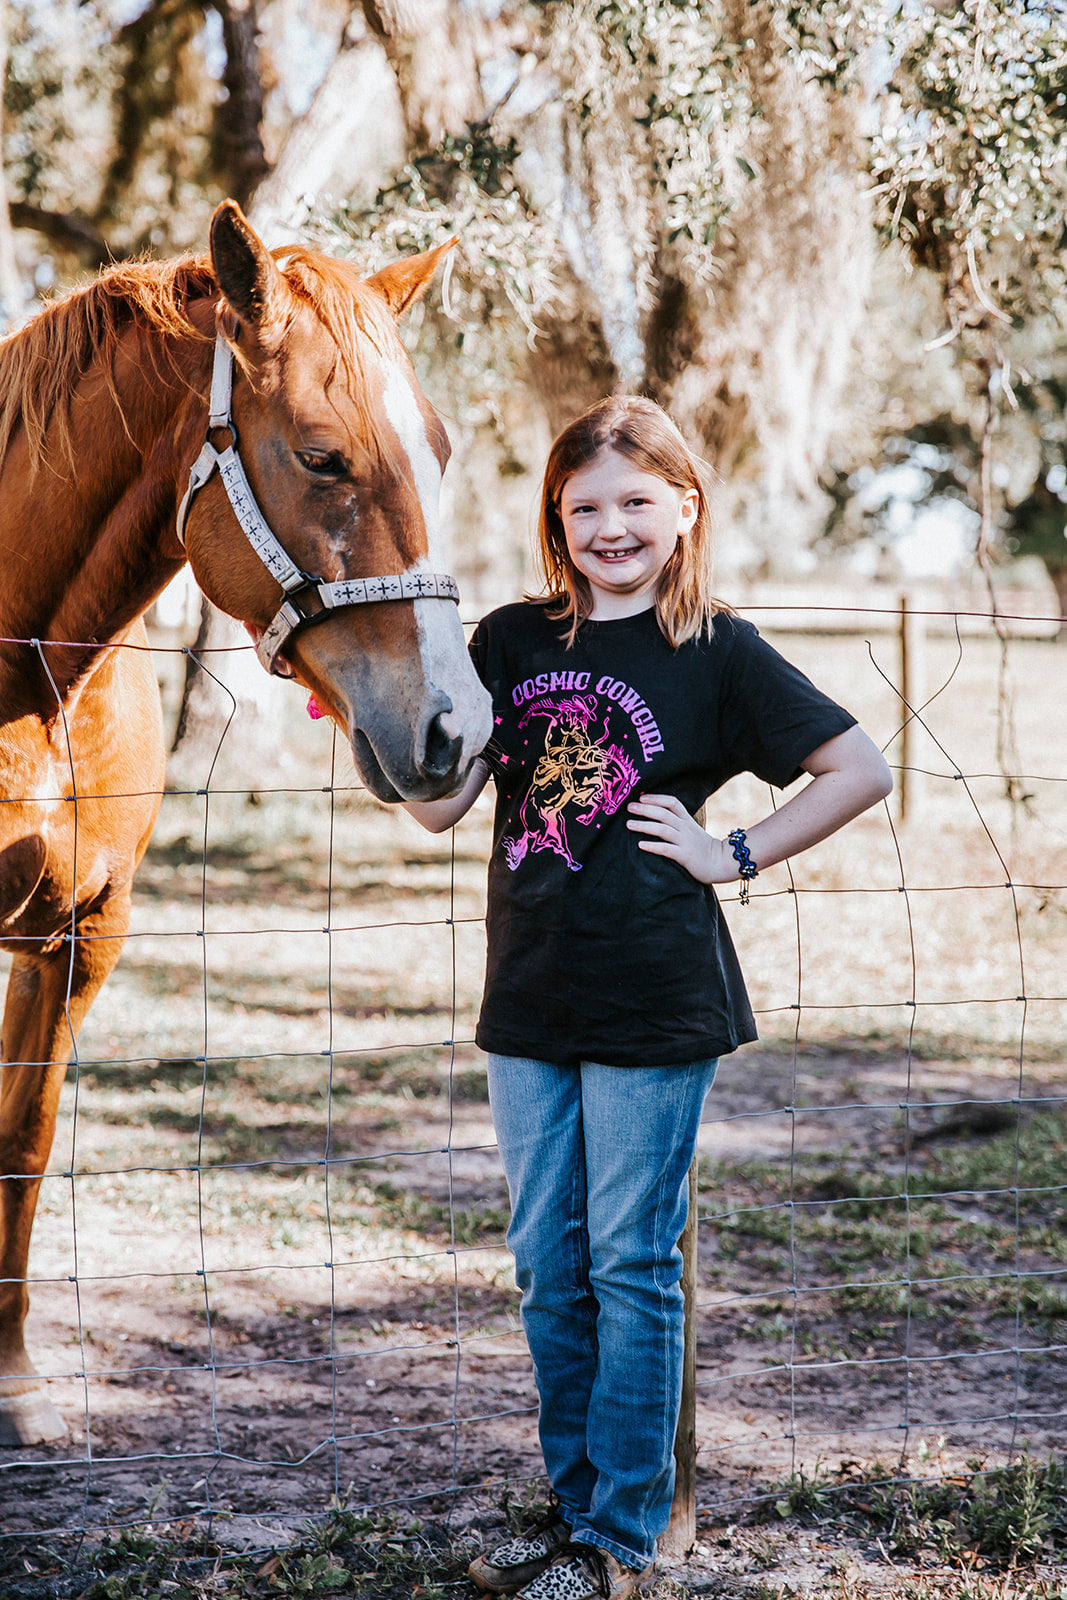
[626,725,893,885]
[403,757,491,834]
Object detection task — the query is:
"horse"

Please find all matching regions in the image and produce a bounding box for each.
[0,199,492,1447]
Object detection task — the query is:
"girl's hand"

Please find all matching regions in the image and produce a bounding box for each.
[626,793,734,885]
[627,729,892,889]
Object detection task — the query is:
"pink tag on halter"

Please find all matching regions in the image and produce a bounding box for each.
[307,693,325,720]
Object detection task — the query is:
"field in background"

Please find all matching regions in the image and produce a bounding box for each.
[0,617,1064,1597]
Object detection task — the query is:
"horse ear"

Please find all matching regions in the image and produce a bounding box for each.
[364,238,456,320]
[210,200,286,336]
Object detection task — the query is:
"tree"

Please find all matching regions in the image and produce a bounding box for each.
[315,0,876,578]
[1,0,359,274]
[6,0,1064,617]
[833,0,1067,599]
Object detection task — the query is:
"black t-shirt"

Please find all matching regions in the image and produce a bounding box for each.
[469,601,856,1068]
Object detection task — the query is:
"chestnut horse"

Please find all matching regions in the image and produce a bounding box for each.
[0,200,491,1446]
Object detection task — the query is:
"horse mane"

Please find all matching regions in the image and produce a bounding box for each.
[0,244,424,484]
[0,255,218,477]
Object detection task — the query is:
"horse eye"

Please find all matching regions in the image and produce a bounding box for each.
[297,449,345,476]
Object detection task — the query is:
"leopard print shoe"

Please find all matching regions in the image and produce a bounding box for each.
[468,1505,573,1594]
[513,1544,655,1600]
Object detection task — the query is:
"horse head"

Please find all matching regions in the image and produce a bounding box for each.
[179,200,491,802]
[596,746,640,815]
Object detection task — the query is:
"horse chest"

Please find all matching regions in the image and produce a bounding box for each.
[0,721,156,942]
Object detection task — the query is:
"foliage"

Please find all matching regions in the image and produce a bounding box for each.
[764,1452,1067,1571]
[1,1503,471,1600]
[821,1,1067,582]
[866,0,1067,328]
[1,0,347,267]
[3,0,119,231]
[5,0,1067,572]
[315,123,560,428]
[7,1463,1067,1596]
[1002,348,1067,583]
[550,0,756,274]
[699,1105,1067,1335]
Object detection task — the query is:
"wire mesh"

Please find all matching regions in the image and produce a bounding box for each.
[0,598,1064,1551]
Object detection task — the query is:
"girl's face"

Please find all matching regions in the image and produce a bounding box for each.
[558,446,699,620]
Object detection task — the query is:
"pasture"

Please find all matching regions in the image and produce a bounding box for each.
[1,613,1065,1598]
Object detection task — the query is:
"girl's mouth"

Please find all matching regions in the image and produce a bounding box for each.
[595,547,640,562]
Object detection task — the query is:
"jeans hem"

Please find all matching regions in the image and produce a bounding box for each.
[568,1525,654,1572]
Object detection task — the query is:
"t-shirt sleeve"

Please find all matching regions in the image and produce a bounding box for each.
[719,620,857,788]
[468,615,489,682]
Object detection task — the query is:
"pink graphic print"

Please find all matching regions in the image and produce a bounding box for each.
[502,695,640,872]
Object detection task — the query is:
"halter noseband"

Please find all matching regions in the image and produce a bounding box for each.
[175,332,460,676]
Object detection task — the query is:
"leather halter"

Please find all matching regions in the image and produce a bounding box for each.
[175,332,460,676]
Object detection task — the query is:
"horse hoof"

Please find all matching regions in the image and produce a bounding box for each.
[0,1391,67,1447]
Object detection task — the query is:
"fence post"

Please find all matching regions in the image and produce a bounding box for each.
[898,593,927,823]
[663,809,704,1559]
[662,1157,698,1557]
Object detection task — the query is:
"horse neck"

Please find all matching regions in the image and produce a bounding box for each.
[0,305,214,709]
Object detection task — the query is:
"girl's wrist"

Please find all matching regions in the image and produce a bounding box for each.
[726,827,759,904]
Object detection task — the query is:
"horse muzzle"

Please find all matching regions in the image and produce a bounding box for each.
[349,696,489,803]
[298,601,492,803]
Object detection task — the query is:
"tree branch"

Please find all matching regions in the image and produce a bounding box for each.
[7,202,110,268]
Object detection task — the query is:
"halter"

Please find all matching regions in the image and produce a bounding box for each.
[175,332,461,676]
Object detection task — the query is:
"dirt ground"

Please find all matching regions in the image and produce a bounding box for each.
[2,1029,1064,1588]
[1,627,1065,1595]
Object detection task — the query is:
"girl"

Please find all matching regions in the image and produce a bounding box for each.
[405,397,892,1600]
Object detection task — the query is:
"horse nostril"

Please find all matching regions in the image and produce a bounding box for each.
[423,708,463,777]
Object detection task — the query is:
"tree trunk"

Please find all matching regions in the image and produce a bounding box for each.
[0,0,28,328]
[166,603,290,793]
[361,0,483,146]
[248,15,404,241]
[214,0,270,207]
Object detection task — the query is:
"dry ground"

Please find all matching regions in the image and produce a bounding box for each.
[1,622,1065,1597]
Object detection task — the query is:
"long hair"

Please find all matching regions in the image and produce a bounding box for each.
[533,395,728,647]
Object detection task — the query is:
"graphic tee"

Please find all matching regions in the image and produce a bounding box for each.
[469,602,857,1067]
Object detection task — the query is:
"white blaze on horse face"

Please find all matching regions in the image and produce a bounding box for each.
[381,359,445,558]
[380,361,492,752]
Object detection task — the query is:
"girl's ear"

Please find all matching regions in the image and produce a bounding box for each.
[677,487,700,537]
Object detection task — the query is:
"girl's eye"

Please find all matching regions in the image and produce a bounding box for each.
[297,449,346,476]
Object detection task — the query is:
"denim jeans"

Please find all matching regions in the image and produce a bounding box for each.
[486,1053,718,1571]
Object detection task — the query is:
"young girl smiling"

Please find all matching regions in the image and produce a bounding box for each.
[406,396,892,1600]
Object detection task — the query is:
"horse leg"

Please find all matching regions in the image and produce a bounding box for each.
[0,890,133,1447]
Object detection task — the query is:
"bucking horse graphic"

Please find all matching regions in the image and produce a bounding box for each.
[502,696,639,871]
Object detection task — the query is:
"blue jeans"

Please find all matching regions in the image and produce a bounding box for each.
[486,1053,718,1570]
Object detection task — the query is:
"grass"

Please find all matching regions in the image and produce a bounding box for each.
[4,1458,1067,1599]
[761,1453,1067,1571]
[2,1505,471,1600]
[695,1104,1067,1338]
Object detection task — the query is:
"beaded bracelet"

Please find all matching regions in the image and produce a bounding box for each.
[727,828,759,906]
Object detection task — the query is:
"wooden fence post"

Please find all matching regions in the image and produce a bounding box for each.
[661,1157,698,1557]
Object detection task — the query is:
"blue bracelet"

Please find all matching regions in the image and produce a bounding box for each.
[727,828,758,905]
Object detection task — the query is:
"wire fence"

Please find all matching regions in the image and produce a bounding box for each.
[1,597,1064,1555]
